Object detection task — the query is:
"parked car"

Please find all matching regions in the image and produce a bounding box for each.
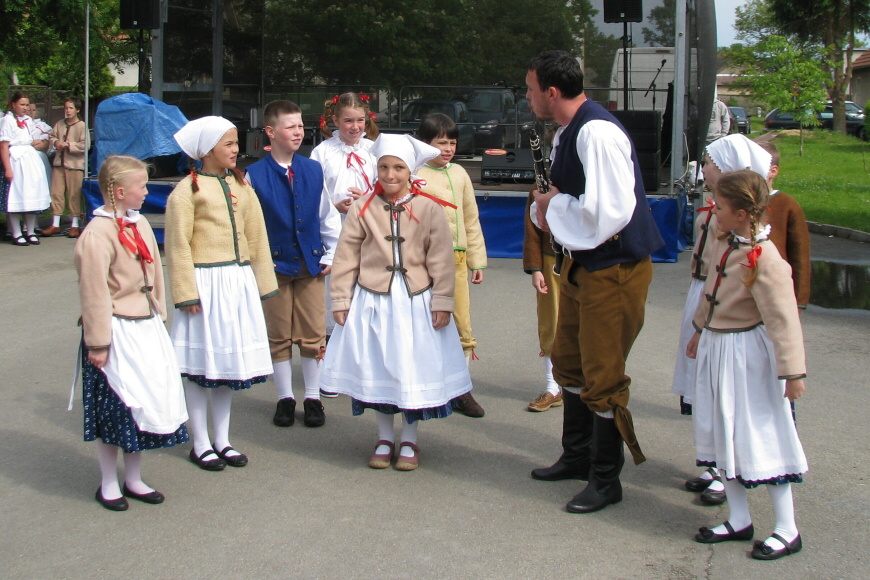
[399,99,475,155]
[466,89,536,151]
[729,106,751,134]
[765,101,865,139]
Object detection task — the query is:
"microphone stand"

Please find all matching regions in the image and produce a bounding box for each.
[644,59,667,112]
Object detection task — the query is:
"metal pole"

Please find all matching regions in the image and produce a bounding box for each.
[84,1,90,177]
[150,0,166,100]
[622,19,629,110]
[669,0,687,193]
[212,0,223,117]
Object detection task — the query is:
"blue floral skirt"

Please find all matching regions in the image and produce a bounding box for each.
[351,398,454,424]
[82,351,188,453]
[182,373,267,391]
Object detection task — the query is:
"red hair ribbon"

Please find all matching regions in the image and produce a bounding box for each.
[359,93,370,103]
[116,218,154,264]
[346,151,373,192]
[368,111,377,121]
[696,199,715,213]
[331,95,339,105]
[743,245,762,270]
[411,179,457,210]
[319,115,327,130]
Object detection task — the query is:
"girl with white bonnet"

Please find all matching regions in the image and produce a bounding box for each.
[320,133,472,471]
[674,134,772,504]
[165,116,277,471]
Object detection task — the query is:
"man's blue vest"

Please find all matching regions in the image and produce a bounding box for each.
[246,154,326,277]
[549,99,663,271]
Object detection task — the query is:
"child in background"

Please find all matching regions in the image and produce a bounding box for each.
[755,140,811,309]
[310,93,379,395]
[166,116,277,471]
[687,170,808,561]
[246,100,341,428]
[0,92,51,246]
[522,190,561,412]
[74,155,188,511]
[417,113,487,418]
[675,134,772,506]
[320,134,472,471]
[43,98,89,238]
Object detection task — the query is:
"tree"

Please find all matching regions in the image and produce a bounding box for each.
[740,35,828,154]
[0,0,136,99]
[768,0,870,134]
[642,0,676,46]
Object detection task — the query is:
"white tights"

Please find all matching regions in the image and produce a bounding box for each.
[184,382,241,460]
[375,412,419,458]
[96,441,154,500]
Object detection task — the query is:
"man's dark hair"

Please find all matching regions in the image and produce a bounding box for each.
[263,99,302,127]
[417,113,459,142]
[528,50,584,99]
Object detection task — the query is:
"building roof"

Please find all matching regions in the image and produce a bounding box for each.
[854,51,870,71]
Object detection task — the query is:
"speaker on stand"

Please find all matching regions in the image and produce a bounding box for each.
[612,110,661,192]
[120,0,161,93]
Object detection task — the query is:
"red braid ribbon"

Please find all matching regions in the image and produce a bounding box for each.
[346,151,373,192]
[116,219,154,264]
[696,199,715,213]
[743,245,762,270]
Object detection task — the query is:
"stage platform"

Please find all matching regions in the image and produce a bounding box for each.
[82,156,687,262]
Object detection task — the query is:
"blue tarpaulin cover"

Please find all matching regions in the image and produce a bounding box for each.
[92,93,188,174]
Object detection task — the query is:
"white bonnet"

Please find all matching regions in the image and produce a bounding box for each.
[370,133,440,173]
[705,134,772,178]
[173,116,236,160]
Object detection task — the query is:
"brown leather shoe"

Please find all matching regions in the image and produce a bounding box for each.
[40,225,61,237]
[527,390,563,412]
[452,392,485,418]
[368,440,395,469]
[66,226,82,238]
[394,442,420,471]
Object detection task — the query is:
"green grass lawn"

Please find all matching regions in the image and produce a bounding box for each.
[765,130,870,232]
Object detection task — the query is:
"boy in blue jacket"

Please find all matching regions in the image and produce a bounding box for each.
[247,100,341,428]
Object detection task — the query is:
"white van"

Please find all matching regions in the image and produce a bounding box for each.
[609,47,675,113]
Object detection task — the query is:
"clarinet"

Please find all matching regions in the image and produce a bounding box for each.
[528,128,562,275]
[529,128,550,194]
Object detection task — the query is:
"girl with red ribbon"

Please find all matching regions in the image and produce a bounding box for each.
[319,134,472,472]
[685,170,809,561]
[73,155,189,511]
[0,91,50,246]
[674,134,774,507]
[310,92,381,365]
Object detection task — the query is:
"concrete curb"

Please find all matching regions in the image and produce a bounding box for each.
[808,221,870,243]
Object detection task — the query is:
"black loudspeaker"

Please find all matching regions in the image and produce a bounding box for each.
[604,0,643,23]
[120,0,161,29]
[612,110,661,191]
[480,149,535,184]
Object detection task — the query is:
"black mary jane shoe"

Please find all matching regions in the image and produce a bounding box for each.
[25,233,40,245]
[122,484,165,505]
[751,532,802,560]
[95,487,129,511]
[214,445,248,467]
[11,235,29,246]
[685,467,718,492]
[189,448,226,471]
[700,485,727,505]
[694,521,754,544]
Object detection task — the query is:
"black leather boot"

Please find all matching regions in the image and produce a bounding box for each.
[531,389,592,481]
[566,414,624,513]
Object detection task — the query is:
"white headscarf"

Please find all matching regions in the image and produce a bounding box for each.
[705,134,772,178]
[370,133,440,176]
[173,116,236,160]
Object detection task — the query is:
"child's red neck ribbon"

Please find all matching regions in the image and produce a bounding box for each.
[116,218,154,264]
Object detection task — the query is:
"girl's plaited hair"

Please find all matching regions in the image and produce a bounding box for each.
[716,169,770,287]
[319,92,380,140]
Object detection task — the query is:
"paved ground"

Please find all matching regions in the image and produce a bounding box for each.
[1,233,867,579]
